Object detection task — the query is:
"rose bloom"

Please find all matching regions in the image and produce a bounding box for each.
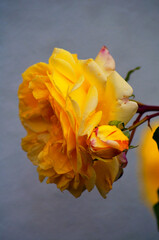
[138,121,159,207]
[18,46,137,198]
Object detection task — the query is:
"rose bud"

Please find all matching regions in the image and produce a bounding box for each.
[88,125,129,160]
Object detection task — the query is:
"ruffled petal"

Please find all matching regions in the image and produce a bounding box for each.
[99,71,138,124]
[80,59,106,94]
[94,157,119,198]
[49,48,76,68]
[51,57,76,82]
[50,144,73,174]
[79,111,102,136]
[22,62,51,82]
[78,86,98,135]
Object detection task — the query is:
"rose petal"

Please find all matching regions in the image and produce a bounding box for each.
[95,45,115,75]
[94,157,120,198]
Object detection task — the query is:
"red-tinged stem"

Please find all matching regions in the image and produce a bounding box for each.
[126,102,159,148]
[136,102,159,114]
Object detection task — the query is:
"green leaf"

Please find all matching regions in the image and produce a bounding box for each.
[123,130,130,139]
[125,66,141,82]
[129,94,135,99]
[129,145,138,149]
[153,188,159,231]
[153,126,159,150]
[108,120,125,129]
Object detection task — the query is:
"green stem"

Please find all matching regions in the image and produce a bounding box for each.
[128,112,159,131]
[128,113,143,146]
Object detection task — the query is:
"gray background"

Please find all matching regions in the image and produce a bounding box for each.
[1,0,159,239]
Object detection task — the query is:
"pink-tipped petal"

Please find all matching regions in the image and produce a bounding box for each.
[95,46,115,75]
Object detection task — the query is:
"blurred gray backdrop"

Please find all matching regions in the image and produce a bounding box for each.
[1,0,159,239]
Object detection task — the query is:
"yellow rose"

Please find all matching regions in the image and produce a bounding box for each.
[18,46,137,198]
[138,121,159,207]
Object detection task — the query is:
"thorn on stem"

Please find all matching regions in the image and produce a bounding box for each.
[148,118,152,131]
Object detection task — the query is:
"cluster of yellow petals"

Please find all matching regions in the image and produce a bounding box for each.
[18,46,137,198]
[138,121,159,207]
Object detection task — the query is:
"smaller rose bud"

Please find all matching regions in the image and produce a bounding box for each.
[88,125,129,160]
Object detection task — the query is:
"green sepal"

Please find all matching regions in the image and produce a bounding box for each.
[153,126,159,150]
[108,120,125,129]
[130,94,135,99]
[125,66,141,82]
[153,188,159,231]
[123,130,130,139]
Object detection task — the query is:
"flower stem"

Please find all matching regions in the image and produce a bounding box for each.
[128,112,159,131]
[128,113,143,146]
[127,102,159,148]
[136,102,159,114]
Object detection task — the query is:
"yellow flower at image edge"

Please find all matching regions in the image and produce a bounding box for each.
[139,121,159,207]
[18,46,137,198]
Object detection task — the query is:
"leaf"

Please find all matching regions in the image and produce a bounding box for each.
[153,126,159,150]
[108,120,125,129]
[125,66,141,82]
[123,130,130,139]
[129,145,139,149]
[153,188,159,231]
